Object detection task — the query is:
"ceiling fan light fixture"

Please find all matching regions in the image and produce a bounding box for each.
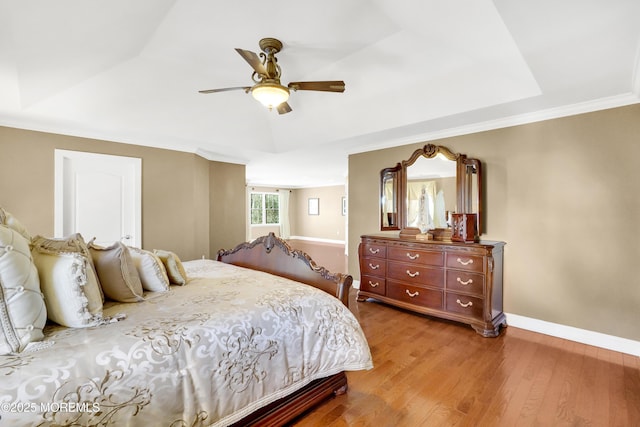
[251,82,290,109]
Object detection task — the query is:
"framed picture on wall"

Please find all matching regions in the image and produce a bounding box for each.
[342,196,347,216]
[308,198,319,215]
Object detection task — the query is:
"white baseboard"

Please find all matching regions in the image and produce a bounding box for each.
[351,281,638,356]
[505,313,639,356]
[288,235,345,245]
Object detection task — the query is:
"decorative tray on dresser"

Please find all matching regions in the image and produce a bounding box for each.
[358,234,506,337]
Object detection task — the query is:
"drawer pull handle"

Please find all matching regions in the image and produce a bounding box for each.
[456,299,473,308]
[368,281,379,288]
[368,248,380,254]
[457,277,473,286]
[406,252,420,260]
[457,258,474,266]
[369,263,380,270]
[406,270,420,278]
[406,289,420,298]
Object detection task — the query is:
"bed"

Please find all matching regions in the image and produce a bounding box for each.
[0,227,372,427]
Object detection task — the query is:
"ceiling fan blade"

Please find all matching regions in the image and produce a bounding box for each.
[198,86,250,94]
[277,102,292,115]
[288,81,345,93]
[235,48,268,76]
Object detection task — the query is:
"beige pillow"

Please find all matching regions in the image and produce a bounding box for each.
[154,249,188,285]
[0,225,47,354]
[32,249,104,328]
[128,247,170,293]
[31,234,104,323]
[89,242,144,302]
[0,207,32,241]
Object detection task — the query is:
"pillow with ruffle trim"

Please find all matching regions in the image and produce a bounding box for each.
[31,248,104,328]
[31,233,104,304]
[0,225,47,354]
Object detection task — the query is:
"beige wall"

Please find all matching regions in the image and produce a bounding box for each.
[209,161,246,254]
[292,186,346,241]
[349,104,640,341]
[0,126,245,261]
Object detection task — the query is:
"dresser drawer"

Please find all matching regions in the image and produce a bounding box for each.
[362,243,386,258]
[387,247,443,266]
[446,252,484,273]
[360,274,386,296]
[445,293,484,319]
[446,271,485,296]
[360,257,386,276]
[388,281,442,309]
[387,262,444,287]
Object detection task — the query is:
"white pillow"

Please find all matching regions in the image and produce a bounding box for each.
[0,225,46,354]
[0,207,31,241]
[154,249,188,285]
[128,247,170,293]
[89,242,144,302]
[32,249,104,328]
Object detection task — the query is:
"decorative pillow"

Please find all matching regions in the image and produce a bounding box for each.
[31,233,104,304]
[153,249,188,285]
[32,248,104,328]
[0,225,46,354]
[128,247,170,293]
[89,242,144,302]
[0,207,32,241]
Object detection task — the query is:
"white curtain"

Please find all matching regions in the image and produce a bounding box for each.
[279,190,291,239]
[433,189,447,228]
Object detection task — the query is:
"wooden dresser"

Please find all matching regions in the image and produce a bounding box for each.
[358,234,506,337]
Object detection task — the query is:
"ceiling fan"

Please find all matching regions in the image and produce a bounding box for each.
[198,38,345,114]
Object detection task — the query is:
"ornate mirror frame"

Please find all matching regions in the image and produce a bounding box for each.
[379,144,483,235]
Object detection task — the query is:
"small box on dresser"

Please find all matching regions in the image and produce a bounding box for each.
[451,213,478,243]
[358,234,506,337]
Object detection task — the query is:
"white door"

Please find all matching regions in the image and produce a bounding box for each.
[54,150,141,247]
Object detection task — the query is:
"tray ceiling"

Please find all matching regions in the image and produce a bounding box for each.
[0,0,638,187]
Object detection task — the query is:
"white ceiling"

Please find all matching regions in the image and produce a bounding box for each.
[1,0,639,188]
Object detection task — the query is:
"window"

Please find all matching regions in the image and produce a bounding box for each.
[250,192,280,225]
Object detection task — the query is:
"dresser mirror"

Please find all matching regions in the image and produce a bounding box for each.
[379,144,482,235]
[380,165,401,230]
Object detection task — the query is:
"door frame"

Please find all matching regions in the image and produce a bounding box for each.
[54,149,142,247]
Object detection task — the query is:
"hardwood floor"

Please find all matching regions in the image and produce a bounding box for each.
[293,292,640,426]
[285,241,640,427]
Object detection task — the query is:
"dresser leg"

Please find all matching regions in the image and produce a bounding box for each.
[472,325,500,337]
[471,313,507,337]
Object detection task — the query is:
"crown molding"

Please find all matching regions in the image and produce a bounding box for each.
[194,148,248,165]
[348,93,640,156]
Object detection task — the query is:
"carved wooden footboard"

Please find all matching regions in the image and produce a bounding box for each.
[217,232,352,426]
[217,232,352,307]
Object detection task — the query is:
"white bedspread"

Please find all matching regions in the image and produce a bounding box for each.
[0,259,372,426]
